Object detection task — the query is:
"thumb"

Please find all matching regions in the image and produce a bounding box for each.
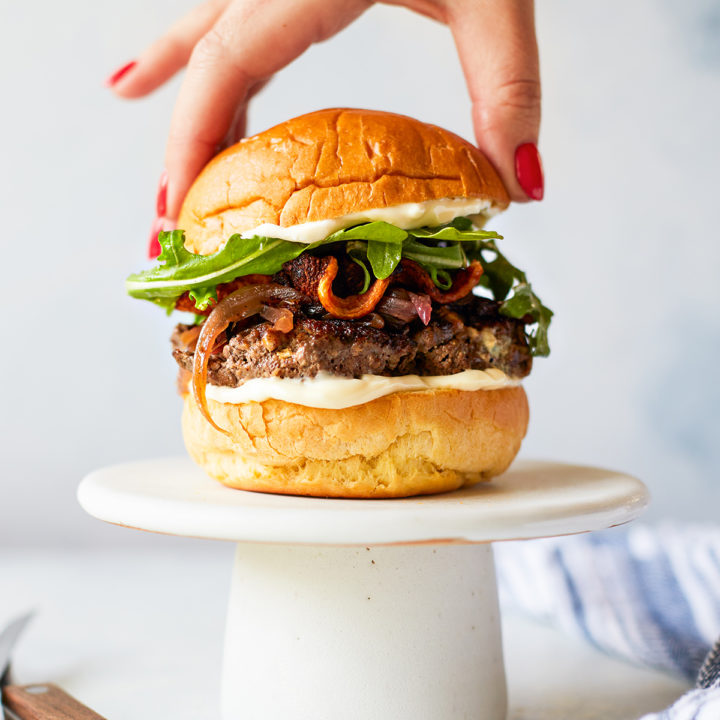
[449,0,542,202]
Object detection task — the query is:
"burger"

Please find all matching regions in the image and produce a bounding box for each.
[126,109,552,498]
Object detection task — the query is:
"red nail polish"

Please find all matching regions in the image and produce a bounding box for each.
[515,143,544,201]
[148,217,163,259]
[148,217,176,259]
[156,170,168,217]
[104,60,137,88]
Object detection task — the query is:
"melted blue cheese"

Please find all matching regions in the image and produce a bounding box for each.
[203,369,518,410]
[240,197,497,245]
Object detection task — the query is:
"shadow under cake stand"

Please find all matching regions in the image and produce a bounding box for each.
[78,458,648,720]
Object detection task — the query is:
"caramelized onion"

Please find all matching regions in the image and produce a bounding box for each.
[376,289,418,323]
[317,256,390,319]
[175,274,274,315]
[192,284,301,434]
[396,260,484,303]
[210,331,228,354]
[376,289,432,326]
[260,304,294,333]
[363,312,385,329]
[408,292,432,326]
[176,325,202,351]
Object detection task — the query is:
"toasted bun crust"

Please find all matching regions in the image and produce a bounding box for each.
[181,387,528,498]
[179,108,510,255]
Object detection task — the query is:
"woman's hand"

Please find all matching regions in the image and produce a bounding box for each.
[106,0,542,233]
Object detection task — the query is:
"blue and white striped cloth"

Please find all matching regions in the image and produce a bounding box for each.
[495,524,720,719]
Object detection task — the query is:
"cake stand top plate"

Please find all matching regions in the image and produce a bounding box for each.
[77,458,648,545]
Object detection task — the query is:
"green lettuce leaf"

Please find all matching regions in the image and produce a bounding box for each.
[409,225,502,243]
[126,231,307,303]
[325,222,408,244]
[346,241,372,294]
[400,237,466,269]
[367,238,403,279]
[188,286,217,311]
[499,282,553,357]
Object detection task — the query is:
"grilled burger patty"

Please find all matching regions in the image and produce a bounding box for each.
[172,294,532,387]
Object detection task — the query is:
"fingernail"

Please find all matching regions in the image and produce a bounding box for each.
[156,170,168,217]
[515,143,544,201]
[104,60,137,88]
[148,217,175,259]
[148,217,163,259]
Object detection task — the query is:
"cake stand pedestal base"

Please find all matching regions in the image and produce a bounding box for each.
[222,543,504,720]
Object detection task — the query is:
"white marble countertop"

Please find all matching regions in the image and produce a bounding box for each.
[1,541,689,719]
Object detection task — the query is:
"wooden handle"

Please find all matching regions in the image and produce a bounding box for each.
[2,683,107,720]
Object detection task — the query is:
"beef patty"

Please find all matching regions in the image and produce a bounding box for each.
[172,295,532,386]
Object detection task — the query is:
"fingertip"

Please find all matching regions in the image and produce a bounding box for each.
[148,216,176,259]
[104,60,137,90]
[471,112,542,204]
[156,169,169,217]
[163,165,196,222]
[104,61,152,99]
[106,69,163,99]
[514,142,544,202]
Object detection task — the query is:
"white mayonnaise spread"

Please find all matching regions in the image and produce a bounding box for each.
[203,369,518,410]
[240,197,498,245]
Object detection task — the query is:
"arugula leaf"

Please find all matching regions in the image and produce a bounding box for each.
[448,216,473,231]
[126,231,306,303]
[401,237,466,269]
[325,222,408,244]
[429,267,453,290]
[469,239,523,301]
[367,238,403,279]
[346,241,372,294]
[409,226,502,243]
[460,238,552,357]
[188,286,217,311]
[499,282,553,357]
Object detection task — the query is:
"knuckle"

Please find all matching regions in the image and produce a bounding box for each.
[162,33,194,60]
[493,78,542,113]
[192,27,229,65]
[190,25,251,84]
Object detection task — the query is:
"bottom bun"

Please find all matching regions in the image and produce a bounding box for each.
[181,386,529,498]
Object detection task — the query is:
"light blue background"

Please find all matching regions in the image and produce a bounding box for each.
[1,0,718,545]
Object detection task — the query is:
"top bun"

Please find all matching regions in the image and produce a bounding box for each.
[178,108,510,255]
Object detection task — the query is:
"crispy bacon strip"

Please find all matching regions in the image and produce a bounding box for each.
[175,274,273,315]
[394,259,484,303]
[317,256,391,319]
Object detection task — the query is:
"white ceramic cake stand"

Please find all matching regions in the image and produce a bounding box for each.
[78,458,648,720]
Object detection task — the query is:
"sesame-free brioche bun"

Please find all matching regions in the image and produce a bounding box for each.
[181,386,528,498]
[178,108,510,255]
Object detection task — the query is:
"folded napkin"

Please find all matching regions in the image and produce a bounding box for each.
[495,524,720,719]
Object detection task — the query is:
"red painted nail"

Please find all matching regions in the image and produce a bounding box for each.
[104,60,137,88]
[148,217,176,259]
[156,170,168,217]
[515,143,544,201]
[148,217,163,259]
